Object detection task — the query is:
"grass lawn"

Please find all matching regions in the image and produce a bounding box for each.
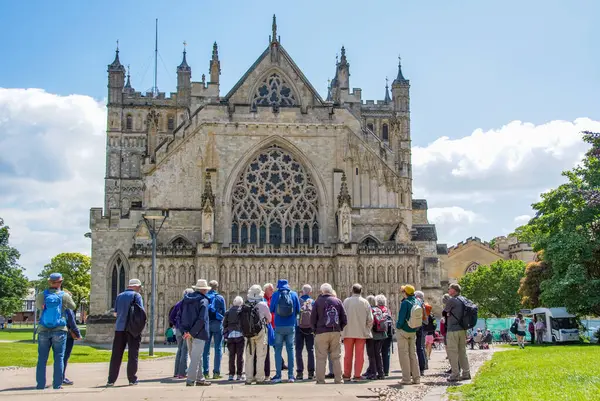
[0,327,87,342]
[0,342,170,368]
[448,345,600,401]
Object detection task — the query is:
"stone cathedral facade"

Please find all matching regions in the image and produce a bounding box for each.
[87,17,449,342]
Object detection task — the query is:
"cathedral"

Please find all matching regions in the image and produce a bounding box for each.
[86,16,449,342]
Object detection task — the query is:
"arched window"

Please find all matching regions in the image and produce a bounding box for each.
[231,145,319,246]
[126,114,133,130]
[382,123,389,142]
[252,73,297,107]
[168,116,175,131]
[465,262,480,274]
[361,236,379,247]
[111,256,126,308]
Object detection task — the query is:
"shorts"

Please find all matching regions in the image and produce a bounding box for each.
[425,335,434,345]
[516,330,526,337]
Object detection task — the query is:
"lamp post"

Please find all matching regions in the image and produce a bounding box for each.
[33,287,38,343]
[142,211,168,356]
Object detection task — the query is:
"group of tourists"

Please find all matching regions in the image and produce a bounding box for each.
[35,272,477,389]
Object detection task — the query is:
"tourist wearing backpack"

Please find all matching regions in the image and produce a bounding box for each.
[180,279,212,387]
[443,283,471,382]
[365,294,389,380]
[342,284,373,381]
[35,273,76,390]
[169,288,194,379]
[107,278,145,387]
[202,280,226,379]
[380,296,395,377]
[295,284,315,381]
[395,285,421,385]
[223,296,245,381]
[269,279,301,383]
[243,285,271,385]
[311,283,347,384]
[414,291,428,375]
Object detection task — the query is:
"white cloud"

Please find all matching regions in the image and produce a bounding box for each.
[413,118,599,246]
[514,214,531,224]
[0,88,106,278]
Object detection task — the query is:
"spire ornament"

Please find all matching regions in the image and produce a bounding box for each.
[337,172,352,244]
[384,76,391,104]
[201,172,216,209]
[201,172,216,243]
[108,41,125,72]
[393,55,408,84]
[272,14,278,43]
[337,172,352,208]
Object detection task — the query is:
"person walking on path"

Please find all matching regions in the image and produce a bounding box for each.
[444,283,471,382]
[107,278,145,387]
[169,288,193,379]
[515,313,528,349]
[203,280,226,379]
[396,285,421,385]
[36,273,76,390]
[224,296,245,381]
[244,285,272,385]
[269,279,301,383]
[414,291,429,374]
[342,283,373,381]
[295,284,315,381]
[181,279,212,387]
[311,283,347,384]
[62,304,82,386]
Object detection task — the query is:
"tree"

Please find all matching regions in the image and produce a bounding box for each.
[459,259,526,318]
[0,218,29,317]
[518,256,551,308]
[37,253,91,309]
[509,223,543,247]
[523,131,600,316]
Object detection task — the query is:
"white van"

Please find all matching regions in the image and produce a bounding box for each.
[531,307,579,343]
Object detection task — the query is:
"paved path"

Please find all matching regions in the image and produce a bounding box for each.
[0,344,494,400]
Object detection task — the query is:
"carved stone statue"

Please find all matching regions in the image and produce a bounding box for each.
[201,173,216,244]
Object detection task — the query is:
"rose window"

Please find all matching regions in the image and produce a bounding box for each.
[231,145,319,246]
[252,73,297,107]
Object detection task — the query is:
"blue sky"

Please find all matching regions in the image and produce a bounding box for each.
[0,0,599,277]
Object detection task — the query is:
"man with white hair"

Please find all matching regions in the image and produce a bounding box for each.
[311,283,347,384]
[414,290,428,375]
[203,280,226,379]
[295,284,315,381]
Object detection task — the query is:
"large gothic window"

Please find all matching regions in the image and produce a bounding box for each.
[111,256,126,308]
[252,73,297,107]
[231,145,319,246]
[465,262,480,274]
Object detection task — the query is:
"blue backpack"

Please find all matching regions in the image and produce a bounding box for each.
[276,290,294,317]
[40,290,66,329]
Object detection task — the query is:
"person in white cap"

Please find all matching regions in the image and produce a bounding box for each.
[107,278,144,387]
[244,284,271,385]
[181,279,212,387]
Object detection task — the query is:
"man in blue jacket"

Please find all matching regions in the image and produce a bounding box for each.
[202,280,226,379]
[269,279,301,383]
[181,279,212,387]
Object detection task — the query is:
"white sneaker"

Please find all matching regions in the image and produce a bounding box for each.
[240,374,246,381]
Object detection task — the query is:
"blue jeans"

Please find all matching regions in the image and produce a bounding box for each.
[63,336,74,381]
[174,329,188,376]
[203,322,223,375]
[274,326,295,380]
[36,330,67,389]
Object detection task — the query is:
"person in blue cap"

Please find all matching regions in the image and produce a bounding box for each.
[35,273,76,390]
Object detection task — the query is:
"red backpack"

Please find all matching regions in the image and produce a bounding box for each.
[372,306,390,333]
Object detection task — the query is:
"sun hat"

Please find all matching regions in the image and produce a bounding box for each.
[192,279,211,290]
[128,278,142,287]
[49,273,63,282]
[247,284,264,301]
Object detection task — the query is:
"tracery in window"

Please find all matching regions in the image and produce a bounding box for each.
[231,145,319,246]
[252,73,297,107]
[465,262,480,274]
[111,256,126,308]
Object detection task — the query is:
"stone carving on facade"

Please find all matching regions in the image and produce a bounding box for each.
[201,172,216,243]
[337,172,352,244]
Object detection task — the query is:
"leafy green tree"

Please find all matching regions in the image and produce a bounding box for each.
[509,223,543,247]
[524,131,600,316]
[459,259,526,318]
[0,218,29,317]
[37,253,91,309]
[518,256,551,308]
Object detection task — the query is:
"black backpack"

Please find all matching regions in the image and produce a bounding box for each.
[425,315,437,333]
[126,296,147,337]
[226,307,242,332]
[457,296,478,330]
[240,301,263,338]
